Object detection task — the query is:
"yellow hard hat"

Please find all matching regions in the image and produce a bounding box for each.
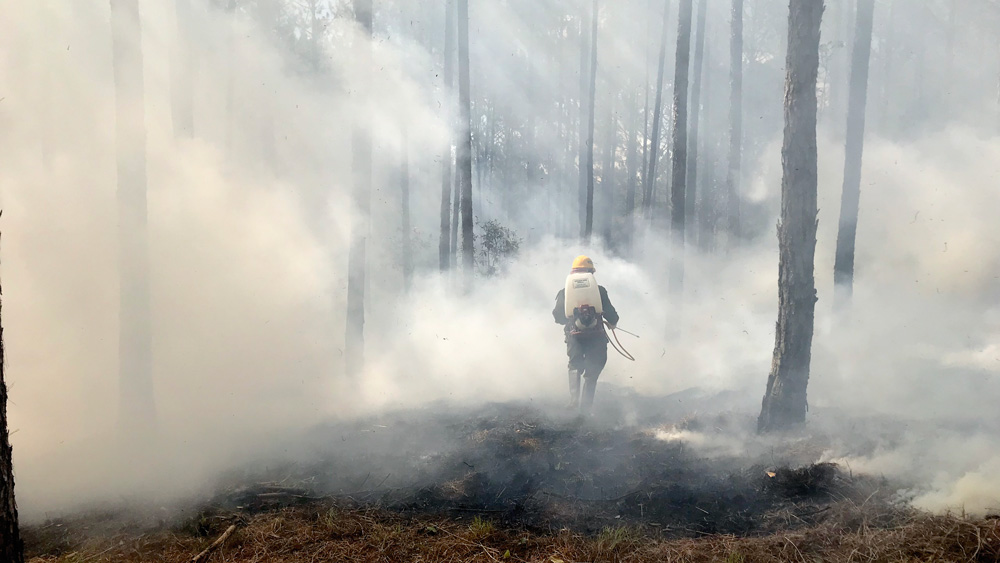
[571,255,595,272]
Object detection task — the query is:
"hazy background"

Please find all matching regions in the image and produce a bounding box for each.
[2,0,1000,519]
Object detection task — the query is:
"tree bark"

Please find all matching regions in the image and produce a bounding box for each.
[0,222,23,563]
[401,127,413,291]
[457,0,475,289]
[172,0,195,138]
[583,0,599,242]
[439,0,456,272]
[451,161,461,266]
[602,94,616,248]
[577,15,589,234]
[686,0,707,247]
[878,0,894,134]
[112,0,155,434]
[345,0,372,378]
[224,0,237,155]
[643,0,671,216]
[758,0,823,434]
[625,87,639,253]
[639,3,653,217]
[833,0,874,305]
[668,0,694,296]
[698,40,715,251]
[727,0,744,242]
[257,0,278,166]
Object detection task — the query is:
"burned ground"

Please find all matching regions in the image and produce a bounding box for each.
[194,393,905,538]
[26,393,983,561]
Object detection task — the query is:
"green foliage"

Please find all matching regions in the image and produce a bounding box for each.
[468,516,496,539]
[595,525,640,552]
[476,219,521,278]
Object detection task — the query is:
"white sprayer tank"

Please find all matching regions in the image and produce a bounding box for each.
[564,272,603,330]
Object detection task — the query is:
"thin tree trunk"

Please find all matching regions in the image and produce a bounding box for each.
[345,0,372,378]
[439,0,456,271]
[758,0,823,434]
[668,0,694,296]
[112,0,155,434]
[686,0,707,246]
[257,0,277,166]
[451,164,460,264]
[0,222,23,563]
[727,0,744,242]
[878,0,894,133]
[698,40,714,251]
[172,0,194,137]
[457,0,475,288]
[833,0,873,305]
[643,0,671,215]
[224,0,237,154]
[602,94,616,248]
[578,16,589,234]
[561,37,573,240]
[401,128,413,290]
[640,1,653,215]
[583,0,599,242]
[625,87,639,253]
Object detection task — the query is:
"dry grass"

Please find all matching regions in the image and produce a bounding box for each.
[24,502,1000,563]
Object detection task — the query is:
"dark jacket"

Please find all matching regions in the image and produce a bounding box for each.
[553,285,619,332]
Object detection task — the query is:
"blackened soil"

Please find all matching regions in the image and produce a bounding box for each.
[203,397,896,539]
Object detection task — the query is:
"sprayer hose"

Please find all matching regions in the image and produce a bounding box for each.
[604,322,636,361]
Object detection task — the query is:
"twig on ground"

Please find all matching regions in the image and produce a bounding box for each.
[191,524,237,563]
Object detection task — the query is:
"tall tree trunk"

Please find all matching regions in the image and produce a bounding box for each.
[578,16,589,234]
[439,0,456,271]
[625,87,640,253]
[833,0,874,305]
[172,0,195,138]
[758,0,823,434]
[602,94,616,248]
[583,0,599,242]
[224,0,237,155]
[401,128,413,290]
[668,0,694,296]
[878,0,894,134]
[0,224,23,563]
[686,0,707,246]
[345,0,372,378]
[698,40,715,251]
[451,158,461,264]
[826,0,851,130]
[727,0,744,242]
[257,0,278,166]
[457,0,475,288]
[640,2,653,216]
[643,0,671,215]
[112,0,155,434]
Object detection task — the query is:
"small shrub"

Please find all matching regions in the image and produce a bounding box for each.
[476,219,521,277]
[469,516,496,539]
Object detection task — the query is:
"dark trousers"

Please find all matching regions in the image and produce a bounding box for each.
[566,332,608,410]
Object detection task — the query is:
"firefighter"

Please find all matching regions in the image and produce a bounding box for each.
[552,255,619,411]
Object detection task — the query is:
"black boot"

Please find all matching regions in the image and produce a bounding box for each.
[567,370,581,408]
[581,377,598,412]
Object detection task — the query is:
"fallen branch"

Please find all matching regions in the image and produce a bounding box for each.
[191,524,237,563]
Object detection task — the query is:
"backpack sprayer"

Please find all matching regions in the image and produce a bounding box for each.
[563,257,637,361]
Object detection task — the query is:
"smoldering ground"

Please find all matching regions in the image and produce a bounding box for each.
[4,0,1000,528]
